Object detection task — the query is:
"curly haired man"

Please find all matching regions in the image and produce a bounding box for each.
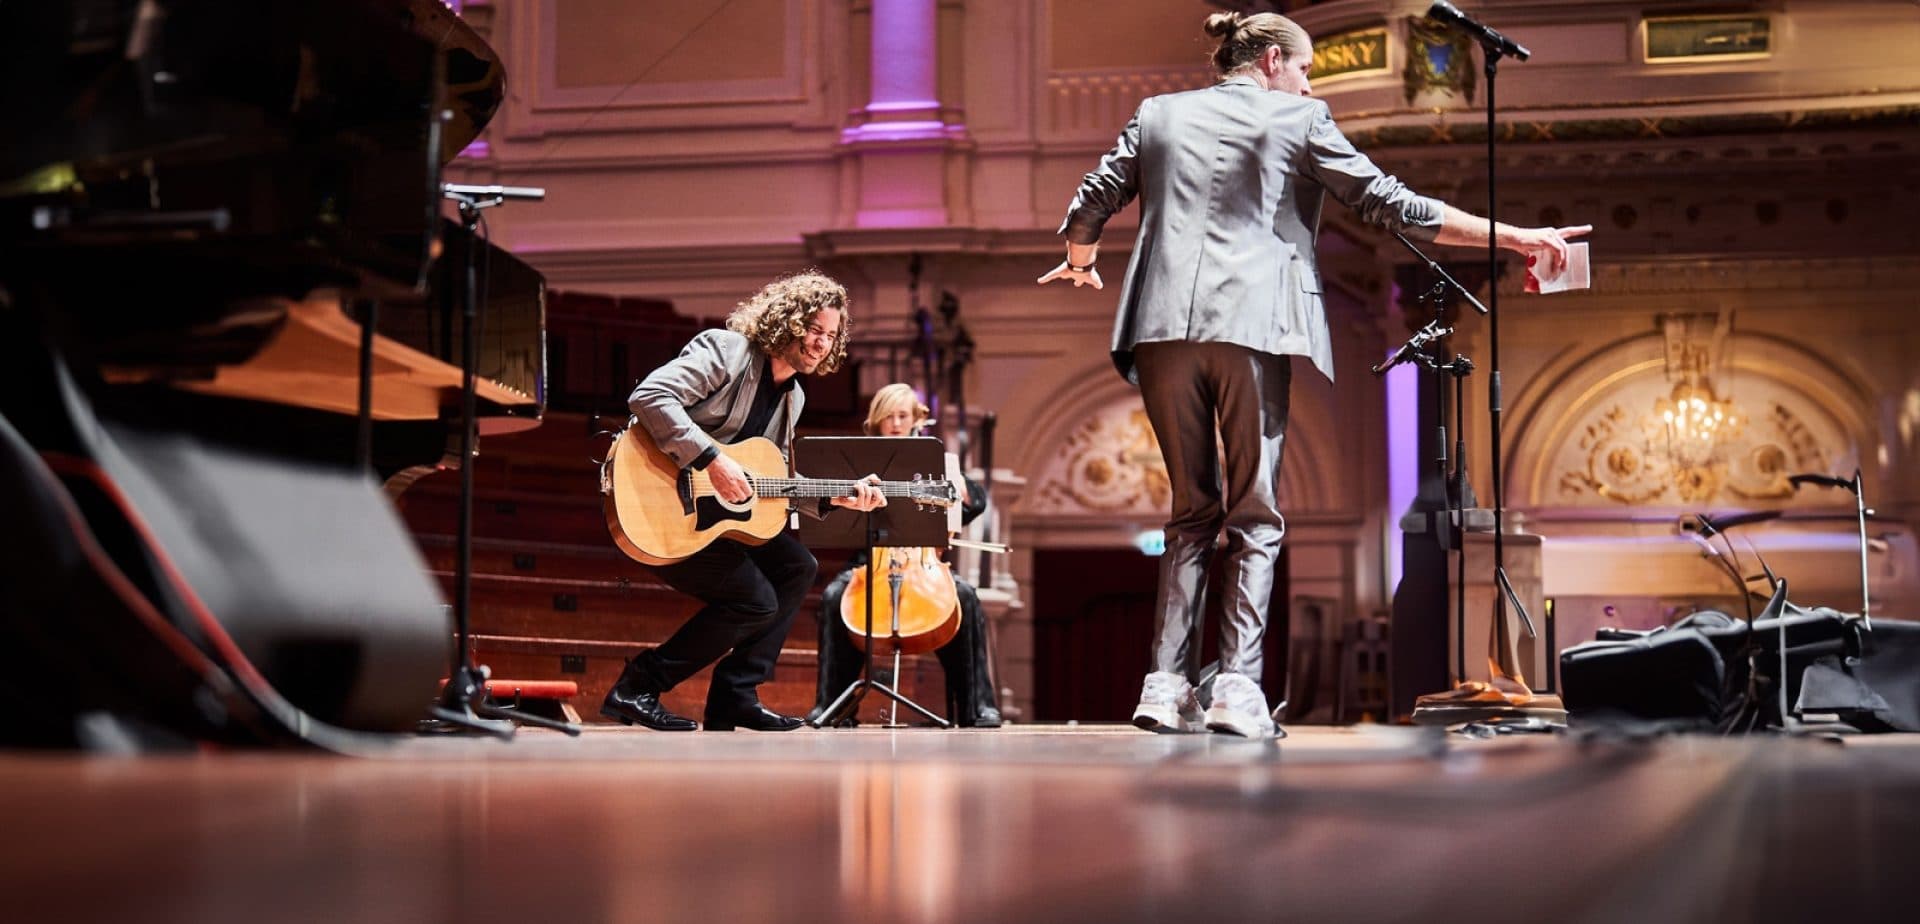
[603,271,886,731]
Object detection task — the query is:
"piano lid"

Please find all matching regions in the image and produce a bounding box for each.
[397,0,506,164]
[0,0,447,294]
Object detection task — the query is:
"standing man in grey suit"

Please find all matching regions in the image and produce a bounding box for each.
[1039,11,1588,738]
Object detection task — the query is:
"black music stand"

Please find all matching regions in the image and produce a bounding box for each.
[799,436,954,728]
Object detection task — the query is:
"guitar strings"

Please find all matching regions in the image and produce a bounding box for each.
[685,473,942,500]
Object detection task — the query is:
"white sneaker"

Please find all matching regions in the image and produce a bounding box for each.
[1205,672,1277,738]
[1132,671,1204,733]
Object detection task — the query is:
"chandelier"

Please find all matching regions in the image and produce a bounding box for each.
[1653,313,1746,502]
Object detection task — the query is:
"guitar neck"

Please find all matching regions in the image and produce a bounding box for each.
[748,476,932,499]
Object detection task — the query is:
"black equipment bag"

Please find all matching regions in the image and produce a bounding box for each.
[1560,618,1730,726]
[1795,618,1920,732]
[1559,580,1896,731]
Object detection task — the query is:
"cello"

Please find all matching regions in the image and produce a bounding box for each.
[835,383,1004,655]
[839,545,961,654]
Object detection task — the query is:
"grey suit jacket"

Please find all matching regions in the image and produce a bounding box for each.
[628,329,803,469]
[1061,77,1444,384]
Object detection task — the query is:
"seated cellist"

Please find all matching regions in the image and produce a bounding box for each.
[805,384,1004,728]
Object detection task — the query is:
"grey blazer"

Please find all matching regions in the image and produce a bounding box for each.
[628,329,803,469]
[1061,77,1445,384]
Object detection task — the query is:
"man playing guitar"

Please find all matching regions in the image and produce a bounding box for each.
[602,270,885,731]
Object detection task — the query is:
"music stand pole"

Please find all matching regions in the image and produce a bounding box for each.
[816,512,883,724]
[354,297,378,475]
[884,564,906,727]
[815,533,952,728]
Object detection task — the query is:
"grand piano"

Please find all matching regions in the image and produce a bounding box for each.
[0,0,543,747]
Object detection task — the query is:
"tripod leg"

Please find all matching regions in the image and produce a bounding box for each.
[472,698,583,735]
[807,573,859,722]
[809,545,886,729]
[886,647,902,727]
[814,675,870,728]
[421,665,515,738]
[868,679,951,727]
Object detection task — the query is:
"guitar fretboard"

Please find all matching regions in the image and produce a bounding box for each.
[685,473,946,500]
[748,477,936,499]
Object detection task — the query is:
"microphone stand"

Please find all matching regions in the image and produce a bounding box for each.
[1382,233,1536,690]
[1483,38,1515,674]
[1424,3,1540,687]
[1377,249,1472,685]
[421,183,579,737]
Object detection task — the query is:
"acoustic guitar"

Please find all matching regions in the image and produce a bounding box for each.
[602,427,956,565]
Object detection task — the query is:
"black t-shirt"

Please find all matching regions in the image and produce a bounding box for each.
[739,357,799,445]
[691,356,797,470]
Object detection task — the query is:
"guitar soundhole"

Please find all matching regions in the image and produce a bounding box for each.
[693,496,754,532]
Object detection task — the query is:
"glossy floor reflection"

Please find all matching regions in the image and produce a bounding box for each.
[2,726,1915,923]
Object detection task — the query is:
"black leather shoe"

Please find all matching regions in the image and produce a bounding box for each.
[705,702,804,732]
[601,689,697,731]
[969,705,1003,729]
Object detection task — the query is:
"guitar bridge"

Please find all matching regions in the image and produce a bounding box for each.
[675,468,695,516]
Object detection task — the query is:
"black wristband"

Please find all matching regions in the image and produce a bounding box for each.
[1069,260,1096,272]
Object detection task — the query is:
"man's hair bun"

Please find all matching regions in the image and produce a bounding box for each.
[1203,12,1241,39]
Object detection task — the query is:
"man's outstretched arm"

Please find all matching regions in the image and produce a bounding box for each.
[1431,205,1592,277]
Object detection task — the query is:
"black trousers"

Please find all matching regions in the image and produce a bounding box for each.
[811,568,1000,725]
[624,532,817,716]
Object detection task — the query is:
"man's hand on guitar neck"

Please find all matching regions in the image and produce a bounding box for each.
[707,453,884,511]
[831,474,888,513]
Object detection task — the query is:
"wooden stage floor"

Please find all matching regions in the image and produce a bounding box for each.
[2,725,1916,923]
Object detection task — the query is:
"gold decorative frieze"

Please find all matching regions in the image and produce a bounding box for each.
[1557,396,1828,506]
[1545,315,1849,506]
[1547,325,1846,511]
[1028,403,1169,515]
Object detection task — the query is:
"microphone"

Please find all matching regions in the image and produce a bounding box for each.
[1370,322,1452,375]
[443,183,547,201]
[1427,1,1531,62]
[1788,472,1856,491]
